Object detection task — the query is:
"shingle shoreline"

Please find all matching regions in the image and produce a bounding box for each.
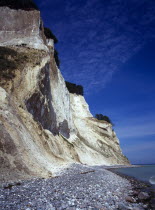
[0,164,149,209]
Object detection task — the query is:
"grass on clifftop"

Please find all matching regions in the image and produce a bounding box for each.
[0,46,47,80]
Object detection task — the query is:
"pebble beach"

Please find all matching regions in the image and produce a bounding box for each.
[0,164,154,210]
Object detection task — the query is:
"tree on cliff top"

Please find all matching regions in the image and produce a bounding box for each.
[54,50,60,68]
[44,27,58,44]
[65,81,84,96]
[95,114,114,125]
[0,0,38,10]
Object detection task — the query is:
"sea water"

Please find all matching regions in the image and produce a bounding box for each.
[113,165,155,190]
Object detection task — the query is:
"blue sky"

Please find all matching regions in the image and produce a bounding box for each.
[34,0,155,164]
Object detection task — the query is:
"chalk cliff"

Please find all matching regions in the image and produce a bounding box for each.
[0,6,129,182]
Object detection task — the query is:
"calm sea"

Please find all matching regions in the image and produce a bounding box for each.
[113,165,155,190]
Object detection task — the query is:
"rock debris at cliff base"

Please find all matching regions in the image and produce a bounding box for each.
[0,164,147,210]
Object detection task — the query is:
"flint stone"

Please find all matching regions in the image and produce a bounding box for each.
[125,196,136,203]
[132,190,139,196]
[117,202,131,210]
[138,192,150,200]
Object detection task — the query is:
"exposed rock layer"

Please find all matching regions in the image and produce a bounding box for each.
[0,7,129,182]
[0,7,47,51]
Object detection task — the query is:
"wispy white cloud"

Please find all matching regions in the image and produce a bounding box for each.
[56,0,155,92]
[123,141,155,153]
[114,112,155,138]
[116,123,155,138]
[36,0,155,93]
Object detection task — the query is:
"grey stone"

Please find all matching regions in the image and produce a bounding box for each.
[132,207,145,210]
[117,203,131,210]
[132,190,139,196]
[138,192,150,200]
[125,196,136,203]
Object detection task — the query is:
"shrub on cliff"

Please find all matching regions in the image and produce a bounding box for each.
[65,81,84,96]
[54,50,60,68]
[95,114,113,125]
[0,47,17,79]
[44,27,58,44]
[0,0,38,10]
[44,28,60,67]
[0,46,47,80]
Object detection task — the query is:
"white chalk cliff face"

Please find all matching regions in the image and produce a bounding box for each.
[0,7,129,182]
[70,95,128,165]
[0,7,48,51]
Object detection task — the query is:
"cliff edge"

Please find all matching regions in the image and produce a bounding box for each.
[0,6,129,182]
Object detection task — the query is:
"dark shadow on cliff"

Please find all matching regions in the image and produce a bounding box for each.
[0,47,19,79]
[25,63,59,136]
